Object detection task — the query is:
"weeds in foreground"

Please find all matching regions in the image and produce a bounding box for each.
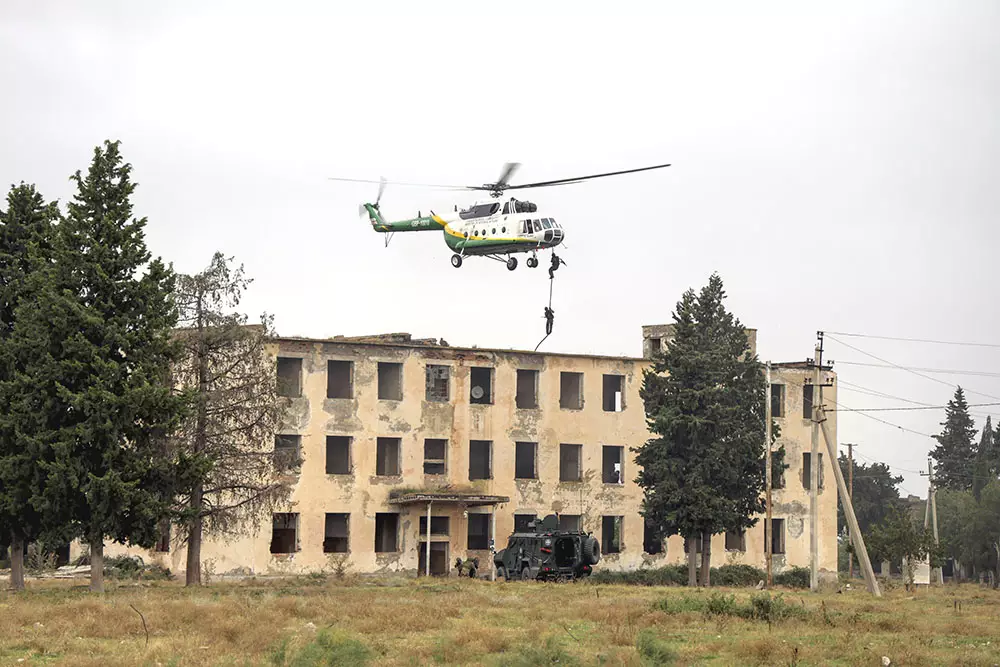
[269,629,371,666]
[654,591,806,629]
[493,636,580,667]
[636,628,678,665]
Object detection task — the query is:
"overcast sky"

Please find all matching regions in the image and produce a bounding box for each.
[3,0,999,496]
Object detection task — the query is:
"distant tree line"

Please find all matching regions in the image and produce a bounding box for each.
[0,141,288,592]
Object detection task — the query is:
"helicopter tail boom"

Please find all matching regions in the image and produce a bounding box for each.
[361,203,446,233]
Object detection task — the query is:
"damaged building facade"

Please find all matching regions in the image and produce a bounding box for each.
[100,326,838,578]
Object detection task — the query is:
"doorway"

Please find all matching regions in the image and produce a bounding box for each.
[418,542,449,576]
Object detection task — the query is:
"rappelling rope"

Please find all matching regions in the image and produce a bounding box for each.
[534,256,560,351]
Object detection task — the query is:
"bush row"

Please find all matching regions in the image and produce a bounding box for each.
[589,564,811,589]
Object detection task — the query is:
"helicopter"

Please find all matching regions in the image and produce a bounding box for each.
[328,162,670,270]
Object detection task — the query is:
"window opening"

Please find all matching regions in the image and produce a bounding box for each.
[602,516,622,553]
[325,436,351,474]
[602,374,625,412]
[559,372,583,409]
[274,435,301,472]
[802,452,824,489]
[469,440,492,480]
[602,445,624,484]
[514,514,536,532]
[559,515,581,532]
[643,521,663,555]
[327,360,353,399]
[470,367,493,404]
[378,362,403,401]
[425,364,449,402]
[515,441,537,479]
[276,357,302,398]
[423,438,447,475]
[376,437,401,476]
[559,444,582,482]
[375,513,399,552]
[516,369,538,409]
[725,528,746,552]
[419,516,450,535]
[467,513,491,550]
[324,513,349,553]
[270,513,298,553]
[770,383,785,418]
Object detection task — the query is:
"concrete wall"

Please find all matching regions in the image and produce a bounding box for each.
[98,333,838,580]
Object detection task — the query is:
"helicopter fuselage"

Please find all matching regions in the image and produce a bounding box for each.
[362,198,565,258]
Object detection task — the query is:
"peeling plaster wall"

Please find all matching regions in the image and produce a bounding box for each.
[99,336,837,580]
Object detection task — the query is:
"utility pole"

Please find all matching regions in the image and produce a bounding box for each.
[810,336,823,591]
[922,459,943,585]
[818,418,881,596]
[765,361,773,588]
[847,443,854,580]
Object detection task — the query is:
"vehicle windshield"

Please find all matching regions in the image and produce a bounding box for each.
[541,219,552,230]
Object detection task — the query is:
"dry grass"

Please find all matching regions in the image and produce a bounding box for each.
[1,575,999,666]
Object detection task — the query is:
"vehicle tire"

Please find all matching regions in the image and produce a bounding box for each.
[527,257,538,268]
[583,536,601,565]
[520,565,532,581]
[506,257,517,271]
[496,565,508,581]
[451,254,463,268]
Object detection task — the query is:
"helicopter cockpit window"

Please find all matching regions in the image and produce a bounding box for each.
[541,219,552,230]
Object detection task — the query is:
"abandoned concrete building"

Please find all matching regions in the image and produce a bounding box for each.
[101,325,838,578]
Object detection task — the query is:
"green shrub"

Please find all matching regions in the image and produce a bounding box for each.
[494,636,580,667]
[705,592,738,616]
[104,554,172,581]
[774,566,810,589]
[270,629,371,666]
[653,595,705,614]
[590,564,688,586]
[636,628,677,665]
[712,564,765,587]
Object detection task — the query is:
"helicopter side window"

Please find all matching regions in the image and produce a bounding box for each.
[541,219,552,230]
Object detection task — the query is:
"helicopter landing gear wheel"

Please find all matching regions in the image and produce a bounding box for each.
[451,254,463,268]
[526,256,538,268]
[506,257,518,271]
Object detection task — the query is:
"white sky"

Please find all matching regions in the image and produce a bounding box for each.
[3,0,999,496]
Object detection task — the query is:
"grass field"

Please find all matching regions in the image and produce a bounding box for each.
[1,575,999,666]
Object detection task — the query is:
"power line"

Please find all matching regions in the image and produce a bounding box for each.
[824,333,1000,402]
[836,380,1000,420]
[834,360,1000,378]
[824,331,1000,350]
[830,402,1000,413]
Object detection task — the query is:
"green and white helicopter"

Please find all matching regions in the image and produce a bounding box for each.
[329,162,670,270]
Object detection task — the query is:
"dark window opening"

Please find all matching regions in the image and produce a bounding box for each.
[602,445,624,484]
[516,369,538,409]
[418,541,449,576]
[154,521,170,553]
[770,383,785,418]
[602,374,624,412]
[327,360,353,399]
[425,364,450,402]
[802,452,824,489]
[560,372,583,410]
[559,443,582,482]
[376,437,401,476]
[643,521,663,555]
[725,528,746,552]
[803,383,814,419]
[274,434,302,472]
[419,516,450,535]
[375,513,399,552]
[765,518,785,554]
[469,440,492,480]
[468,513,491,550]
[424,438,447,475]
[323,513,349,553]
[602,516,622,554]
[270,513,298,554]
[276,357,302,398]
[559,515,581,532]
[515,441,537,479]
[326,436,351,475]
[470,366,493,404]
[514,514,536,532]
[378,362,403,401]
[649,337,662,355]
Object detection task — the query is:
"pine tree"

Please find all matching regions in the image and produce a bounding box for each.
[973,417,995,501]
[172,252,290,586]
[7,141,188,592]
[931,387,977,491]
[634,273,768,586]
[0,183,59,591]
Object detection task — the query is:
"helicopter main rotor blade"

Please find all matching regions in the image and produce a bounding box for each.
[501,163,672,190]
[494,162,521,189]
[328,176,472,191]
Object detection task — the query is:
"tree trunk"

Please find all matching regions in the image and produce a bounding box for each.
[89,536,104,593]
[9,531,25,592]
[186,487,204,586]
[686,536,698,587]
[700,530,712,587]
[994,543,1000,590]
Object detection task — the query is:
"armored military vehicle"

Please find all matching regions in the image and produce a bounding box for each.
[493,514,601,581]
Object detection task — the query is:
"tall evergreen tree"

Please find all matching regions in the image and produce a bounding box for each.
[634,273,769,586]
[973,417,996,501]
[931,387,977,491]
[6,141,188,592]
[0,183,59,591]
[172,252,290,586]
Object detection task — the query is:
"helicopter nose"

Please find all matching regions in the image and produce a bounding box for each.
[545,228,565,246]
